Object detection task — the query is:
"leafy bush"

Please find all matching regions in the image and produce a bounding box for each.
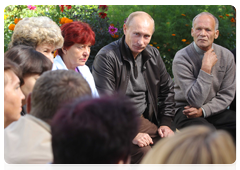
[4,5,236,77]
[4,5,122,70]
[107,5,236,76]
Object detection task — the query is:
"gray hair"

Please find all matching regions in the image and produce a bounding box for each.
[192,12,219,30]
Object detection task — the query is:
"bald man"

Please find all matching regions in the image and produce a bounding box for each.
[172,12,236,142]
[92,11,175,163]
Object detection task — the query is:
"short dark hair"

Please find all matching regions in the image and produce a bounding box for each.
[4,57,23,86]
[4,45,52,81]
[30,70,92,123]
[51,94,139,164]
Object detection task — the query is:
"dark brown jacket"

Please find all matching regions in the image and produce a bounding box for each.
[92,36,175,127]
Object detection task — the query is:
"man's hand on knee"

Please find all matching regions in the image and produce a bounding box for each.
[158,126,174,138]
[183,106,203,118]
[132,133,153,147]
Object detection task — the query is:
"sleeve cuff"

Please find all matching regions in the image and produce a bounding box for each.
[201,107,206,118]
[199,69,213,84]
[201,105,211,117]
[160,115,173,128]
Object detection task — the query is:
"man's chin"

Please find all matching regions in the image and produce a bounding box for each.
[134,48,144,54]
[197,44,210,51]
[196,41,208,47]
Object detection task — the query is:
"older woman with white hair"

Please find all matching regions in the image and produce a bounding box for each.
[8,16,64,62]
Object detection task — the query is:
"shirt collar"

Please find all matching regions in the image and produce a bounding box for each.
[193,41,214,54]
[124,40,143,61]
[193,41,206,55]
[124,40,136,60]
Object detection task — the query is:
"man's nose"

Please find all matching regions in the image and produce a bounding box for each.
[200,29,207,36]
[137,37,144,45]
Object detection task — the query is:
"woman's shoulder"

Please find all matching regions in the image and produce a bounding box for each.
[78,65,90,72]
[52,55,67,70]
[77,65,93,78]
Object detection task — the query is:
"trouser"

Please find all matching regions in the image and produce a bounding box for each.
[130,116,161,164]
[174,107,236,143]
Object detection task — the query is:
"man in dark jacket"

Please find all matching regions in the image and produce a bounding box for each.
[92,11,175,164]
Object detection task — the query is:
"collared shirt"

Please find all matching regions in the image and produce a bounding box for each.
[193,41,206,58]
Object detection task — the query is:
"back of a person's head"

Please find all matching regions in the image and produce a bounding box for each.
[4,45,52,79]
[30,70,92,123]
[51,94,139,164]
[141,125,236,164]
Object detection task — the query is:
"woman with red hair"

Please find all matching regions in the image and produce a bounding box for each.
[52,21,98,97]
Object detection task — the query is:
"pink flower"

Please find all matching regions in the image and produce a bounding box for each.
[27,5,36,10]
[108,25,118,35]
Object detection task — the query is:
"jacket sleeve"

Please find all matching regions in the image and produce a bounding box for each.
[158,75,175,126]
[156,50,175,127]
[92,50,117,96]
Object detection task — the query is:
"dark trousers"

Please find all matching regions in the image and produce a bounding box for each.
[174,107,236,143]
[130,117,161,164]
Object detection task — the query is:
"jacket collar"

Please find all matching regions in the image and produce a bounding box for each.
[120,35,152,64]
[120,35,131,62]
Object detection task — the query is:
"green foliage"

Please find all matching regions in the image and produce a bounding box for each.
[4,5,236,77]
[4,5,122,69]
[107,5,236,77]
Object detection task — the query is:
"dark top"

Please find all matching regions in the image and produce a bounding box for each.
[124,42,147,116]
[92,35,175,127]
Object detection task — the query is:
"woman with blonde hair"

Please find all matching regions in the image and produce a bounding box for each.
[8,16,64,63]
[141,125,236,164]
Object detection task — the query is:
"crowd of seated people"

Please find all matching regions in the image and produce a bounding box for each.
[4,10,236,164]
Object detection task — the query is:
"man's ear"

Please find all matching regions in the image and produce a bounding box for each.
[191,28,194,37]
[214,30,219,39]
[26,93,32,113]
[123,24,127,35]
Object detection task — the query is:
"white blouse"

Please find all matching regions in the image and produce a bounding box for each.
[52,55,99,98]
